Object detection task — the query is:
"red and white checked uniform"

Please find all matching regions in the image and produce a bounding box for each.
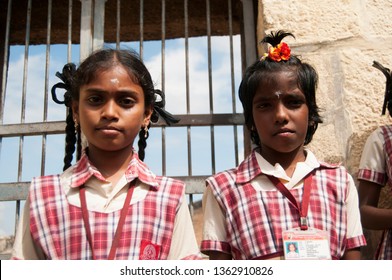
[358,125,392,259]
[201,149,366,259]
[12,151,201,260]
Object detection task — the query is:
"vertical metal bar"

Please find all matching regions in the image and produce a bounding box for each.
[241,0,257,157]
[64,0,73,163]
[139,0,144,58]
[161,0,165,93]
[116,0,121,49]
[20,0,32,125]
[228,0,239,166]
[80,0,93,60]
[184,0,194,215]
[1,0,13,235]
[41,0,53,176]
[184,0,191,172]
[206,0,216,175]
[67,0,73,62]
[0,0,12,182]
[43,0,52,123]
[93,0,106,51]
[241,0,257,68]
[15,0,33,235]
[0,0,12,124]
[161,0,167,176]
[0,0,13,172]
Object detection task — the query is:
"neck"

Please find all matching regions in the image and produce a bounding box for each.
[87,146,134,182]
[260,146,306,177]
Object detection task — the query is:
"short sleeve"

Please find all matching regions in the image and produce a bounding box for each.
[200,185,231,255]
[358,127,387,186]
[167,193,202,260]
[345,174,366,249]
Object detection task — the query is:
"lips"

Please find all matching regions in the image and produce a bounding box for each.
[97,125,120,130]
[96,126,122,133]
[273,128,294,136]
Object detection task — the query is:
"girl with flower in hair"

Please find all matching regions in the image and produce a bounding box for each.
[357,61,392,260]
[201,30,366,260]
[11,48,201,260]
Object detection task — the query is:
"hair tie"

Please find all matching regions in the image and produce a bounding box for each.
[372,61,392,115]
[51,63,76,107]
[151,90,180,125]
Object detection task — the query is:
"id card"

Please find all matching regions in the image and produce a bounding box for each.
[282,227,331,260]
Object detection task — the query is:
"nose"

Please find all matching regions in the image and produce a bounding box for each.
[101,100,119,120]
[275,102,288,124]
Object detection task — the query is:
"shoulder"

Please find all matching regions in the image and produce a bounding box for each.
[29,174,63,202]
[155,175,185,186]
[207,167,239,187]
[316,162,350,176]
[207,150,260,187]
[31,174,62,186]
[364,126,387,145]
[313,164,353,193]
[153,175,186,195]
[305,149,341,169]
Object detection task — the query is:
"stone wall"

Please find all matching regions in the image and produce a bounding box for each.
[258,0,392,259]
[0,236,14,256]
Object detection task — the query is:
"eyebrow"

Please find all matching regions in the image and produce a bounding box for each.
[83,87,140,96]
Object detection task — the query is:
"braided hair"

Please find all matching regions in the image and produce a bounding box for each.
[239,30,322,147]
[51,63,80,171]
[51,48,179,170]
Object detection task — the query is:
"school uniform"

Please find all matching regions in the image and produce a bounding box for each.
[358,125,392,259]
[201,149,366,260]
[12,151,201,260]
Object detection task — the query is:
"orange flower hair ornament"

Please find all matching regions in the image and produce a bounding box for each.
[262,42,291,62]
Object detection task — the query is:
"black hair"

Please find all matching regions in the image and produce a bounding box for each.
[51,48,178,171]
[372,61,392,117]
[287,242,298,250]
[239,30,322,147]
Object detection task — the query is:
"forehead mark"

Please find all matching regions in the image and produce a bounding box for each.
[110,78,119,85]
[274,91,282,99]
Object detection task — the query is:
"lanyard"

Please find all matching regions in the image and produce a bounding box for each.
[266,173,313,230]
[79,180,136,260]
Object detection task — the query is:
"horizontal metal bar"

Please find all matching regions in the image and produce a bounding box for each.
[175,113,244,127]
[0,121,65,137]
[176,176,207,194]
[0,182,30,201]
[0,113,244,137]
[0,176,207,201]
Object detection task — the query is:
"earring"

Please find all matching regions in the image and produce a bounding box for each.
[144,126,149,138]
[74,119,79,134]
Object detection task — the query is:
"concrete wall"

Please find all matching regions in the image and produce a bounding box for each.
[257,0,392,259]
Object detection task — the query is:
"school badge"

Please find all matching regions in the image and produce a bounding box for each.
[139,240,161,260]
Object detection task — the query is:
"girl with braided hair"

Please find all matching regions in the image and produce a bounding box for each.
[357,61,392,259]
[11,48,201,260]
[201,30,366,260]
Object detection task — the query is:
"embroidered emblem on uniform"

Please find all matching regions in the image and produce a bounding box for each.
[139,240,161,260]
